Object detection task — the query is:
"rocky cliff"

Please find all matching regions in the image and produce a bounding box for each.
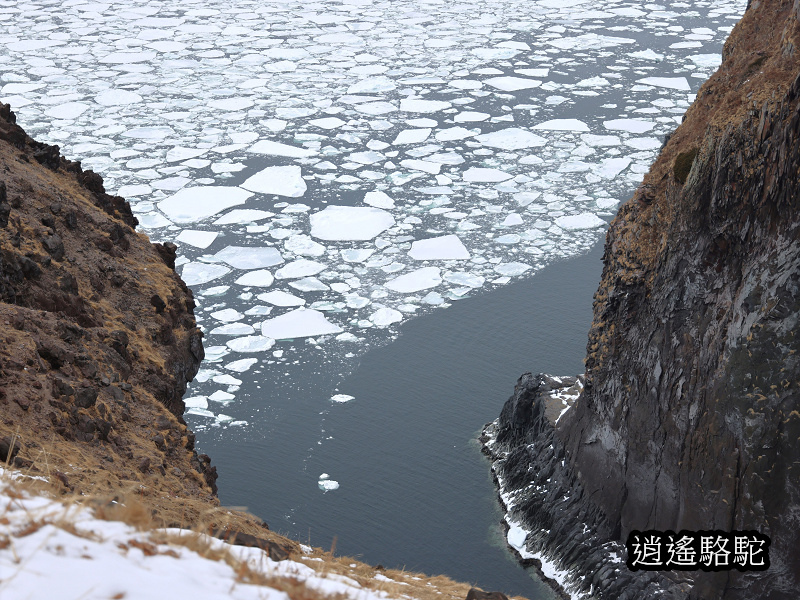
[482,1,800,599]
[0,101,269,532]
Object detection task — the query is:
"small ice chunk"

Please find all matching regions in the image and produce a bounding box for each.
[310,206,395,240]
[502,213,524,227]
[477,128,547,150]
[248,140,316,158]
[444,272,485,288]
[581,134,621,147]
[241,165,307,197]
[257,290,306,306]
[184,396,208,409]
[225,358,259,372]
[215,246,283,269]
[275,259,326,279]
[176,229,218,249]
[385,267,442,293]
[463,168,512,182]
[596,157,632,179]
[96,89,142,106]
[261,308,343,339]
[637,77,691,91]
[484,77,541,91]
[393,129,431,145]
[181,262,230,286]
[340,249,375,263]
[554,213,606,230]
[318,477,339,491]
[494,262,532,276]
[166,146,207,163]
[158,187,253,223]
[533,119,589,132]
[604,119,654,133]
[213,209,274,225]
[211,323,256,336]
[309,117,346,129]
[285,234,326,257]
[331,394,354,403]
[211,308,243,322]
[435,127,477,141]
[364,191,395,209]
[234,270,275,287]
[226,336,276,352]
[409,235,470,260]
[370,307,403,326]
[400,98,452,113]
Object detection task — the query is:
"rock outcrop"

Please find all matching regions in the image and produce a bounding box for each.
[0,101,229,520]
[483,1,800,599]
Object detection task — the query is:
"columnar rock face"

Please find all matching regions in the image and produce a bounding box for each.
[0,102,220,505]
[485,1,800,599]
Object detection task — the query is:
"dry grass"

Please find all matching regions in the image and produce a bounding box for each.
[2,468,522,600]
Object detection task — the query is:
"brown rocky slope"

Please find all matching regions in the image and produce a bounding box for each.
[0,100,275,537]
[483,1,799,599]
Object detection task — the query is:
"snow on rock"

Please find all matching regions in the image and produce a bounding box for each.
[158,187,253,223]
[260,308,343,339]
[555,213,607,230]
[241,166,307,197]
[408,235,470,260]
[385,267,442,293]
[310,206,395,241]
[0,474,425,600]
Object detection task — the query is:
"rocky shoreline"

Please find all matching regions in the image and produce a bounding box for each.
[480,1,800,599]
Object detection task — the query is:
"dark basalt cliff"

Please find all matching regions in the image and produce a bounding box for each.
[0,101,225,513]
[483,1,800,599]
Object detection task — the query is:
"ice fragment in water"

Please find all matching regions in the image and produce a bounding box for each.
[370,307,403,326]
[275,259,326,279]
[225,358,259,373]
[409,235,470,260]
[215,246,283,269]
[385,267,442,293]
[533,119,590,132]
[318,474,339,491]
[477,128,547,150]
[604,119,654,133]
[257,290,306,306]
[248,140,317,158]
[213,209,274,225]
[364,191,395,209]
[181,262,230,286]
[176,230,218,249]
[310,206,395,241]
[555,213,606,230]
[494,262,532,276]
[400,98,452,113]
[211,323,256,336]
[636,77,691,90]
[393,129,431,145]
[484,77,542,91]
[463,168,512,183]
[241,165,307,198]
[158,187,253,224]
[330,394,354,403]
[234,270,275,287]
[261,308,343,339]
[226,336,276,353]
[340,249,375,263]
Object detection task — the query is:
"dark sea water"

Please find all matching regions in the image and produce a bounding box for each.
[200,239,605,599]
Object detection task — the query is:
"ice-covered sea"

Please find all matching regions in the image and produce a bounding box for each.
[1,0,744,595]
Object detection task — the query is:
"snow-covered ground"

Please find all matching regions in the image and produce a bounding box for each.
[0,0,745,450]
[0,470,427,600]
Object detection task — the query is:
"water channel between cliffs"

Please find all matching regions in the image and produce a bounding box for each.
[201,240,604,599]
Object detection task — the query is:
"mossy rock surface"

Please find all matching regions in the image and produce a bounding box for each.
[673,148,699,184]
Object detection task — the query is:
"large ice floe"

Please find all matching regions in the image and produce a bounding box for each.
[0,0,745,487]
